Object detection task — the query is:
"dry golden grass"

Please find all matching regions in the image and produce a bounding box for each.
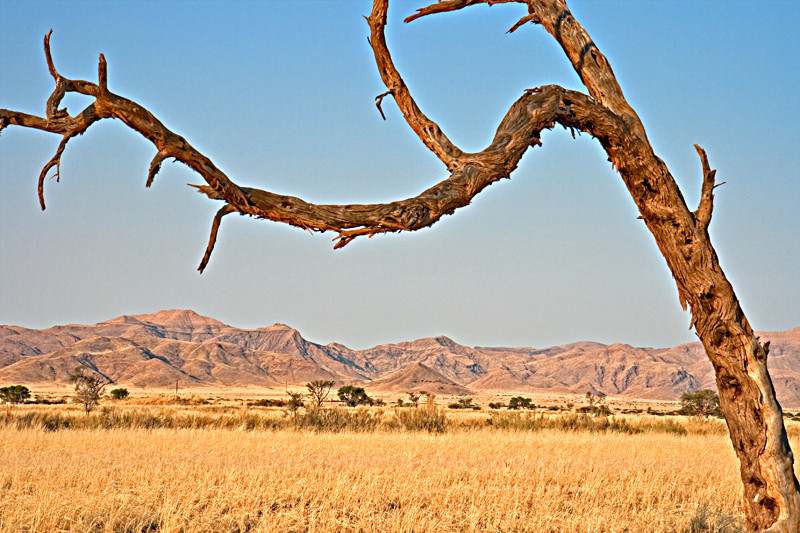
[4,413,798,533]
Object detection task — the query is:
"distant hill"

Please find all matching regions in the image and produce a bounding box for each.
[1,310,798,407]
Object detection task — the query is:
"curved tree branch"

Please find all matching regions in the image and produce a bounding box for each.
[0,3,623,271]
[366,1,465,168]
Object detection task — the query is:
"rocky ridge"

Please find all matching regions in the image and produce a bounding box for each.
[1,310,798,406]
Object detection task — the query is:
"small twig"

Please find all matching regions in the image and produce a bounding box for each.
[693,144,716,232]
[37,134,71,210]
[507,13,540,34]
[44,30,58,81]
[198,204,235,273]
[375,90,392,120]
[98,54,108,95]
[147,151,169,188]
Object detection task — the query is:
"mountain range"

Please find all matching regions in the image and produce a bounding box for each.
[1,309,798,407]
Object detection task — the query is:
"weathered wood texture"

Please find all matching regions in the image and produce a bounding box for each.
[1,1,797,530]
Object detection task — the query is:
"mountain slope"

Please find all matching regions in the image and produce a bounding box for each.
[1,311,798,406]
[368,362,472,396]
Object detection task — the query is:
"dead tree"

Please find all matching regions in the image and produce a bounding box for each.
[1,1,797,529]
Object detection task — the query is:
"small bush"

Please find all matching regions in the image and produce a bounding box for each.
[0,385,31,403]
[448,397,479,410]
[248,398,287,407]
[679,389,721,418]
[337,386,373,407]
[508,396,535,410]
[109,388,129,400]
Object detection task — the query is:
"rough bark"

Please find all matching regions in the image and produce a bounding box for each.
[1,1,798,530]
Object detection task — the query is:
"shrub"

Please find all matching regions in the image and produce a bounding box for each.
[679,389,721,418]
[508,396,535,410]
[109,388,129,400]
[248,398,287,407]
[448,397,479,410]
[487,402,506,410]
[285,392,304,423]
[0,385,30,403]
[337,386,373,407]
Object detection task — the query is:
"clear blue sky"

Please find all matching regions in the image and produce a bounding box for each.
[1,1,798,350]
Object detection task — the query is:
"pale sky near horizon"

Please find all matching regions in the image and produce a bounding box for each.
[1,1,798,350]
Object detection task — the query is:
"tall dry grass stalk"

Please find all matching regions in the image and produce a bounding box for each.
[4,421,797,532]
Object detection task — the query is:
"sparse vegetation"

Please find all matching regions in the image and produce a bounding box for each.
[393,396,448,433]
[1,405,785,533]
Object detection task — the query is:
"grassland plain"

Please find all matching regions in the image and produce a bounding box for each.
[1,403,799,533]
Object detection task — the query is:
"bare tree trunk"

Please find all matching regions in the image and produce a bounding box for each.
[1,1,797,529]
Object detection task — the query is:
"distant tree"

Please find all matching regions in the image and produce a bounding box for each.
[337,386,372,407]
[306,380,336,407]
[508,396,535,410]
[70,367,108,415]
[584,391,610,416]
[680,389,721,418]
[0,385,31,404]
[407,391,421,408]
[109,388,129,400]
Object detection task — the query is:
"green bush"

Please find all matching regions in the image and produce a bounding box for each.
[0,385,31,404]
[109,388,129,400]
[679,389,721,418]
[508,396,535,410]
[337,386,373,407]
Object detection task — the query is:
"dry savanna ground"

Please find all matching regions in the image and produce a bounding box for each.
[1,399,799,533]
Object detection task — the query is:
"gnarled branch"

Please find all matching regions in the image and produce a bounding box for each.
[0,2,625,272]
